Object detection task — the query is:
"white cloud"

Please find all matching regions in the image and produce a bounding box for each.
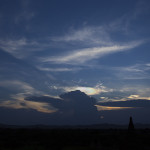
[38,67,81,72]
[113,63,150,80]
[0,38,39,58]
[64,86,103,95]
[128,95,140,99]
[146,63,150,67]
[50,83,113,96]
[128,94,150,100]
[0,80,42,96]
[51,26,112,46]
[115,63,150,72]
[41,40,144,64]
[0,38,55,58]
[119,86,150,99]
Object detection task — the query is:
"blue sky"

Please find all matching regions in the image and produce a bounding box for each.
[0,0,150,125]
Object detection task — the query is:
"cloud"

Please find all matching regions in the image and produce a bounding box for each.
[146,63,150,67]
[108,0,150,34]
[50,83,113,96]
[112,63,150,80]
[41,40,144,65]
[1,1,148,64]
[38,67,81,72]
[0,80,43,97]
[0,49,55,96]
[128,95,150,100]
[128,95,140,99]
[64,86,103,95]
[0,80,34,90]
[0,80,60,113]
[63,86,112,96]
[95,105,133,111]
[0,38,38,58]
[96,85,150,103]
[0,79,57,102]
[120,87,150,98]
[0,38,56,59]
[25,90,99,124]
[0,99,57,113]
[51,26,112,46]
[133,0,150,19]
[99,99,150,108]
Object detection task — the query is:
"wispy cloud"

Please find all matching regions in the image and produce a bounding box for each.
[146,63,150,67]
[95,84,150,102]
[108,0,150,34]
[0,80,43,97]
[128,94,150,100]
[41,40,144,64]
[0,99,57,113]
[0,80,58,113]
[120,87,150,98]
[99,94,150,103]
[0,38,39,58]
[38,67,81,72]
[95,105,133,111]
[115,63,150,72]
[133,0,150,19]
[0,37,60,59]
[0,80,56,102]
[51,26,112,46]
[50,83,113,96]
[113,63,150,80]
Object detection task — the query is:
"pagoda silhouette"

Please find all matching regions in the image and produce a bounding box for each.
[128,116,134,132]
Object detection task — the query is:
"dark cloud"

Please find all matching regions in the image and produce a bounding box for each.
[99,99,150,108]
[1,90,150,125]
[26,90,99,125]
[24,92,150,125]
[96,99,150,124]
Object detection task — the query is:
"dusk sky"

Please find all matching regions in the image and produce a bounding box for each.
[0,0,150,125]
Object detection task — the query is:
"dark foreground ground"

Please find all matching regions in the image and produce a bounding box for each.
[0,128,150,150]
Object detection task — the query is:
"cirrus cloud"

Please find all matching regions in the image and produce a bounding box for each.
[41,40,144,65]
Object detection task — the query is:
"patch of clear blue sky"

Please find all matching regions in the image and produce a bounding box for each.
[0,0,140,37]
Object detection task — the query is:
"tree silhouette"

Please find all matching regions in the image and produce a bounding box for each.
[128,116,134,132]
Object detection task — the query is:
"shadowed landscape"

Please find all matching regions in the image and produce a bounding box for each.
[0,127,150,150]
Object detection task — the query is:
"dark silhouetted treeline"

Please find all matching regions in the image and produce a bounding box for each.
[0,128,150,150]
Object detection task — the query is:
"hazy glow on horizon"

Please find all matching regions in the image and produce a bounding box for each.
[95,105,134,111]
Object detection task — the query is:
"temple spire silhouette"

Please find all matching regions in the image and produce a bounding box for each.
[128,116,134,132]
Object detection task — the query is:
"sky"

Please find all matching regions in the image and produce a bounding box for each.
[0,0,150,125]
